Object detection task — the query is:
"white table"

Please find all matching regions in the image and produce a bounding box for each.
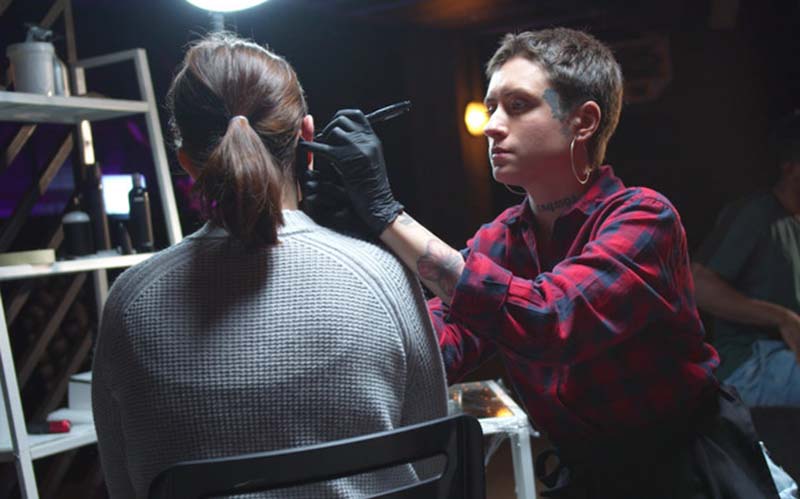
[449,380,539,499]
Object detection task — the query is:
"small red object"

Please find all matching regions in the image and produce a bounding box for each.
[27,419,71,434]
[48,419,71,433]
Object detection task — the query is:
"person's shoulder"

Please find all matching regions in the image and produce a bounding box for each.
[301,225,412,283]
[602,185,680,218]
[104,232,199,314]
[722,190,777,218]
[612,184,673,204]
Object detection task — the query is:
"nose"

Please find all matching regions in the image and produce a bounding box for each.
[484,110,507,141]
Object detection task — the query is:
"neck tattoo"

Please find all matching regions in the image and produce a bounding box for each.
[537,194,579,213]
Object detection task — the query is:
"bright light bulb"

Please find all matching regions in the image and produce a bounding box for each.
[464,101,489,137]
[185,0,269,13]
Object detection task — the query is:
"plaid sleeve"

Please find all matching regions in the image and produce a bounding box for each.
[449,195,690,363]
[429,295,497,383]
[427,244,498,383]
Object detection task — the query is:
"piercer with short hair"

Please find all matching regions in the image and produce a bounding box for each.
[301,28,792,498]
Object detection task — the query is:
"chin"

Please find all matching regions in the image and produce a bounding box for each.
[492,166,522,186]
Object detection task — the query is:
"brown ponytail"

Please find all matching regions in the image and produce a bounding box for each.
[166,33,307,247]
[200,116,284,245]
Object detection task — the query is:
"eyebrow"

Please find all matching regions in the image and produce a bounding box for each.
[484,87,538,104]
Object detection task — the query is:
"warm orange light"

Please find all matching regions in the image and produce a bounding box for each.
[494,407,513,418]
[464,101,489,136]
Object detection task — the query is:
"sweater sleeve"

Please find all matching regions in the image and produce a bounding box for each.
[395,265,448,428]
[390,266,448,481]
[92,288,136,499]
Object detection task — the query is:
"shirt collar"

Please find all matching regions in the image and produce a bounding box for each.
[189,210,318,240]
[571,165,625,215]
[502,165,625,227]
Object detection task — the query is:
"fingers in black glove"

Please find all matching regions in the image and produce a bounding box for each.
[317,109,371,138]
[297,109,404,236]
[298,167,372,238]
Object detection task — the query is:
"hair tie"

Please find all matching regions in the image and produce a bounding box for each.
[230,115,249,126]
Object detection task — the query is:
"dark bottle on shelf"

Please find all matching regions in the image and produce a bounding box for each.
[61,194,94,258]
[81,163,111,252]
[128,173,154,253]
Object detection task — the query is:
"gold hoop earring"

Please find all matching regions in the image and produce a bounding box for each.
[503,183,527,196]
[570,137,591,185]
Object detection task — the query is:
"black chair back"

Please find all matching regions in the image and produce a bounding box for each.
[148,414,485,499]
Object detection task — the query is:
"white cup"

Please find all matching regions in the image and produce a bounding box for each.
[6,42,57,96]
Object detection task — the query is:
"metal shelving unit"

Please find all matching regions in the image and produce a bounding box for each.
[0,48,183,498]
[0,414,96,463]
[0,253,154,282]
[0,91,149,124]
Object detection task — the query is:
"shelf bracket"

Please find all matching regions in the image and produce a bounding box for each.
[2,125,37,175]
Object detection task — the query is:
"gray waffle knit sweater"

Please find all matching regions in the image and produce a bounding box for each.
[92,210,447,499]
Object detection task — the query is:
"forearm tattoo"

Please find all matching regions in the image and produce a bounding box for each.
[537,194,579,213]
[417,239,464,299]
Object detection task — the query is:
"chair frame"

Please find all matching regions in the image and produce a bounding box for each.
[148,414,485,499]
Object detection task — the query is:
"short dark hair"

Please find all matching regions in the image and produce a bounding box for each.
[166,33,307,247]
[486,28,623,168]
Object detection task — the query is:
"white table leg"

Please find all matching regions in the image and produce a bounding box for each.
[509,426,537,499]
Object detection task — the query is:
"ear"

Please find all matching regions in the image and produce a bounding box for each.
[301,114,314,141]
[177,148,199,180]
[571,100,601,143]
[300,114,314,170]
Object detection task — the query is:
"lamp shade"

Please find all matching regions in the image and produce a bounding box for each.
[185,0,269,13]
[464,101,489,137]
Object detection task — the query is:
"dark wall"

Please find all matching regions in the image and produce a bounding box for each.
[606,0,799,252]
[2,0,799,250]
[1,0,476,247]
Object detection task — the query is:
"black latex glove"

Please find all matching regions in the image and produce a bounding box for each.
[298,109,404,236]
[298,166,371,238]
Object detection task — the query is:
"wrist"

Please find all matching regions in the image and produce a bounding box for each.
[776,307,798,327]
[365,199,404,237]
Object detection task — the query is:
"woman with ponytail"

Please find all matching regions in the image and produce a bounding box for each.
[91,34,447,499]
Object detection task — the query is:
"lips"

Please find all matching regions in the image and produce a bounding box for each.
[491,146,512,165]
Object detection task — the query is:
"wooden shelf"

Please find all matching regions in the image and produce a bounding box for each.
[0,252,154,282]
[0,91,148,124]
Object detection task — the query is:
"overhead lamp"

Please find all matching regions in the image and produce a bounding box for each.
[184,0,270,31]
[184,0,270,12]
[464,101,489,137]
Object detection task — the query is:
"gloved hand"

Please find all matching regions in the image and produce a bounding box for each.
[298,109,404,236]
[298,166,371,238]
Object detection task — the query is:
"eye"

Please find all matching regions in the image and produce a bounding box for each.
[508,98,528,113]
[485,102,497,114]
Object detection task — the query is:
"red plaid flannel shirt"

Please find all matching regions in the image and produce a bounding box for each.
[431,166,719,442]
